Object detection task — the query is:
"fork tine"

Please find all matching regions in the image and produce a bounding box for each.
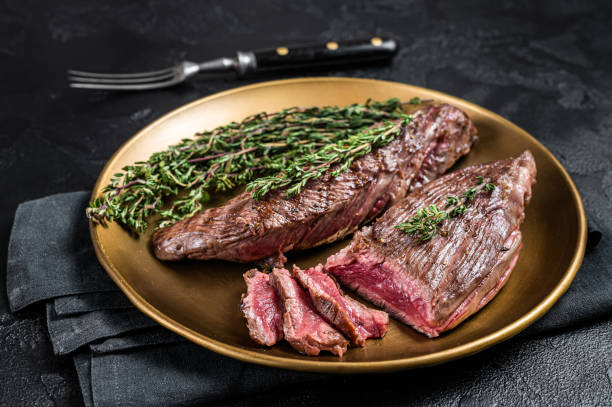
[69,77,183,90]
[67,67,176,79]
[68,71,176,84]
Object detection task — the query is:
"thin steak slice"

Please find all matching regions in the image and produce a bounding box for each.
[293,265,388,346]
[326,151,537,337]
[269,268,349,356]
[240,269,284,346]
[153,103,477,264]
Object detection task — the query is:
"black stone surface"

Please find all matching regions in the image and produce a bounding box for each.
[1,1,611,406]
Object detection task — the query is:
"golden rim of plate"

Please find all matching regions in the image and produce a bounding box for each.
[90,77,587,373]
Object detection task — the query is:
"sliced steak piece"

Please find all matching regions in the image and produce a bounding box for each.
[326,151,536,337]
[293,264,388,346]
[269,268,349,356]
[240,269,284,346]
[153,103,477,264]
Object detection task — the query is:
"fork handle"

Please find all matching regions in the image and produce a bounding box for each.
[243,37,398,73]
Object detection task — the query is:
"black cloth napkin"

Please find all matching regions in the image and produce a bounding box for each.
[7,192,118,312]
[6,191,611,407]
[46,304,160,355]
[53,291,134,317]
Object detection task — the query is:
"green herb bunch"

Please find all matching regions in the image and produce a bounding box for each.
[88,97,421,233]
[396,176,496,241]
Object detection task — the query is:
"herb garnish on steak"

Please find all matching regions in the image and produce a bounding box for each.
[396,176,497,241]
[88,98,411,233]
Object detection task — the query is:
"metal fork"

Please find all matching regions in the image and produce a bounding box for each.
[68,59,238,90]
[68,37,398,90]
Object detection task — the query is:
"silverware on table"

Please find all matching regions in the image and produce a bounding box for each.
[68,37,398,90]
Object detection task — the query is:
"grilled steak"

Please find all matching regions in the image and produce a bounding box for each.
[326,151,536,337]
[153,103,477,264]
[240,269,284,346]
[269,268,349,356]
[293,264,388,346]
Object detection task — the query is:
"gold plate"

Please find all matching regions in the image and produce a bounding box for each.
[90,78,587,372]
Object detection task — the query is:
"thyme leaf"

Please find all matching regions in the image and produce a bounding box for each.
[396,176,497,241]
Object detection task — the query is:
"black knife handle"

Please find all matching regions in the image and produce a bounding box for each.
[244,37,398,73]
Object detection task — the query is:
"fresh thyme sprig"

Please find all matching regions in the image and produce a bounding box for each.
[396,176,497,241]
[246,118,410,199]
[88,97,422,233]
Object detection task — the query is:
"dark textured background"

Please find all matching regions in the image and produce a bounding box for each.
[1,0,611,405]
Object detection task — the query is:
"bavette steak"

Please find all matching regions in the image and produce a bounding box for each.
[293,265,388,346]
[152,103,478,264]
[269,268,349,356]
[326,151,537,337]
[240,269,284,346]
